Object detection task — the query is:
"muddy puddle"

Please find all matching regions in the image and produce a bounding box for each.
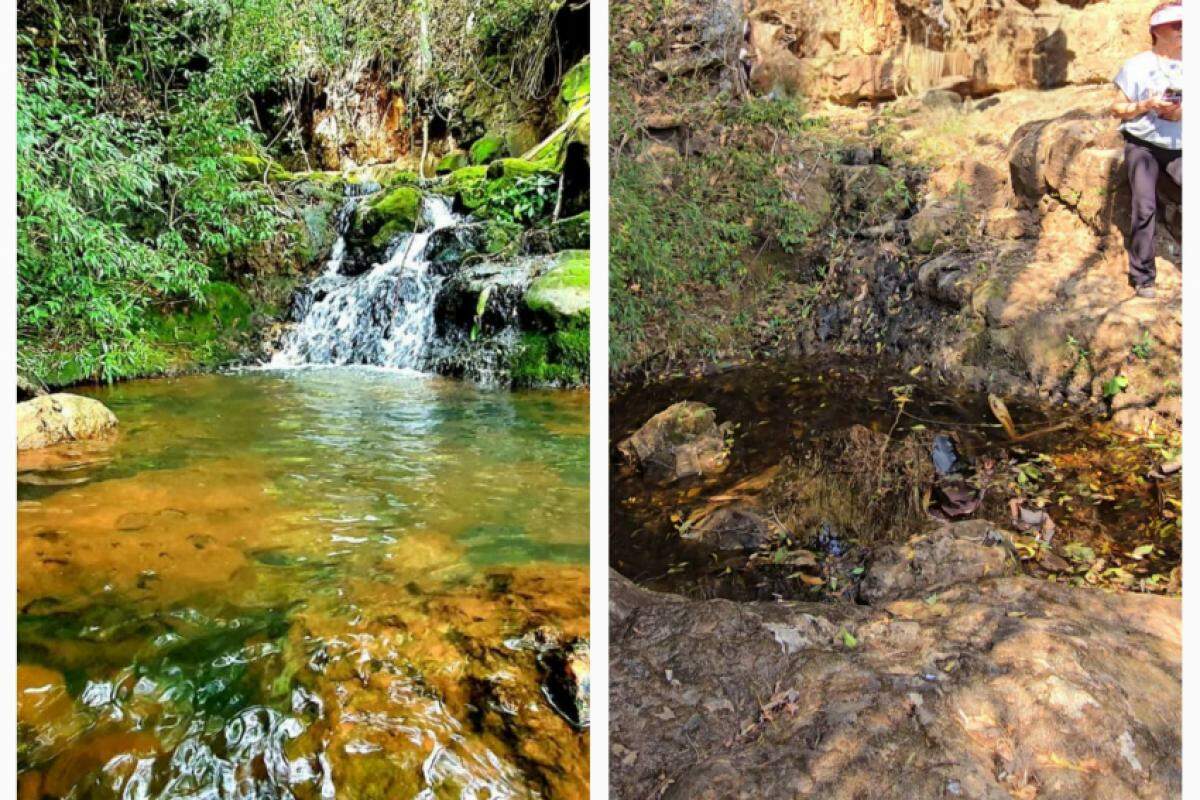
[611,360,1180,601]
[18,368,589,800]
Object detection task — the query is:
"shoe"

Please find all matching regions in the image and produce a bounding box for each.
[1135,285,1157,299]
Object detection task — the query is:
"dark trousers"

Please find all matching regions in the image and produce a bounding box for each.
[1124,132,1181,288]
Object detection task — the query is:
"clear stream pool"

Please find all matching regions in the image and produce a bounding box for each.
[17,368,589,800]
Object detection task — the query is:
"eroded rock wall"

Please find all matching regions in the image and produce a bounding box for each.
[746,0,1160,104]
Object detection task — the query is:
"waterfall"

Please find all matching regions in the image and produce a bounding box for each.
[271,194,461,371]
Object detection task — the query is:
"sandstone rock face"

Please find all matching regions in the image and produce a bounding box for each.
[745,0,1161,105]
[1008,110,1182,243]
[17,394,118,451]
[611,566,1181,799]
[618,402,732,485]
[311,57,414,170]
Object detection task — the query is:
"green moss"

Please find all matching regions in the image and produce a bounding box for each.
[443,164,556,224]
[360,186,422,235]
[560,57,590,119]
[501,122,542,159]
[234,154,294,182]
[370,219,409,249]
[148,282,253,344]
[548,212,589,250]
[552,324,589,371]
[484,219,523,253]
[469,135,506,165]
[509,322,589,388]
[525,250,589,321]
[436,150,470,174]
[486,157,558,181]
[446,165,489,210]
[364,166,420,188]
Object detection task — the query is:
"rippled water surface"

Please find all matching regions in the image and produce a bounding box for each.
[18,368,589,799]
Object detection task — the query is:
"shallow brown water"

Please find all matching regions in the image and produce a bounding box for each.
[611,360,1180,600]
[18,368,589,800]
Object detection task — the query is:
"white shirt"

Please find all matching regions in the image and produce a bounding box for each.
[1114,51,1183,150]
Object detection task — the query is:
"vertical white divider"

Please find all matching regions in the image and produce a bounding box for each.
[589,0,611,795]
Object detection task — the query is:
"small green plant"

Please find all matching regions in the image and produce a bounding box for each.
[1132,331,1154,361]
[1102,374,1130,400]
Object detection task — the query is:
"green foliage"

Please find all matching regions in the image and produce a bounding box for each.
[1103,374,1130,400]
[725,96,825,136]
[17,0,343,384]
[610,146,818,368]
[453,168,558,225]
[1132,331,1154,361]
[510,323,588,388]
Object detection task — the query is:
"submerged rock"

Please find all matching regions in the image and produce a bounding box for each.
[17,394,118,451]
[684,506,772,552]
[618,401,732,485]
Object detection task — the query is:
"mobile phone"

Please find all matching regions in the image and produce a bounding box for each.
[1163,87,1182,104]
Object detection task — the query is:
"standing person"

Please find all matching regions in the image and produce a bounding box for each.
[1111,1,1182,300]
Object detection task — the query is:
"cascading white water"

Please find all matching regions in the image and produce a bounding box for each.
[272,195,461,370]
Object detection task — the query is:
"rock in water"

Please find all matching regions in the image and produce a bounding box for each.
[523,634,590,730]
[684,506,772,551]
[859,519,1016,604]
[618,401,732,484]
[17,394,118,450]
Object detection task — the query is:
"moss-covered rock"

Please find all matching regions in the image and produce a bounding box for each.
[487,157,559,181]
[357,186,423,236]
[484,219,524,253]
[446,165,489,211]
[470,135,506,165]
[502,123,542,160]
[371,186,423,226]
[510,325,589,388]
[138,281,259,373]
[234,154,294,182]
[525,250,589,322]
[560,57,590,122]
[436,150,470,174]
[549,213,590,251]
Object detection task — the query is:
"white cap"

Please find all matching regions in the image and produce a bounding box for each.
[1150,5,1183,28]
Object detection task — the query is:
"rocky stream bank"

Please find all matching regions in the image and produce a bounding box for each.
[610,380,1181,798]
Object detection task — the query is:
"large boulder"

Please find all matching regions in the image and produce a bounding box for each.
[1008,109,1181,244]
[611,566,1181,799]
[618,401,733,485]
[17,394,118,450]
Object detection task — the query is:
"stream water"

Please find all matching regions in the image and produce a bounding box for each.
[272,197,460,371]
[18,369,589,799]
[611,360,1181,601]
